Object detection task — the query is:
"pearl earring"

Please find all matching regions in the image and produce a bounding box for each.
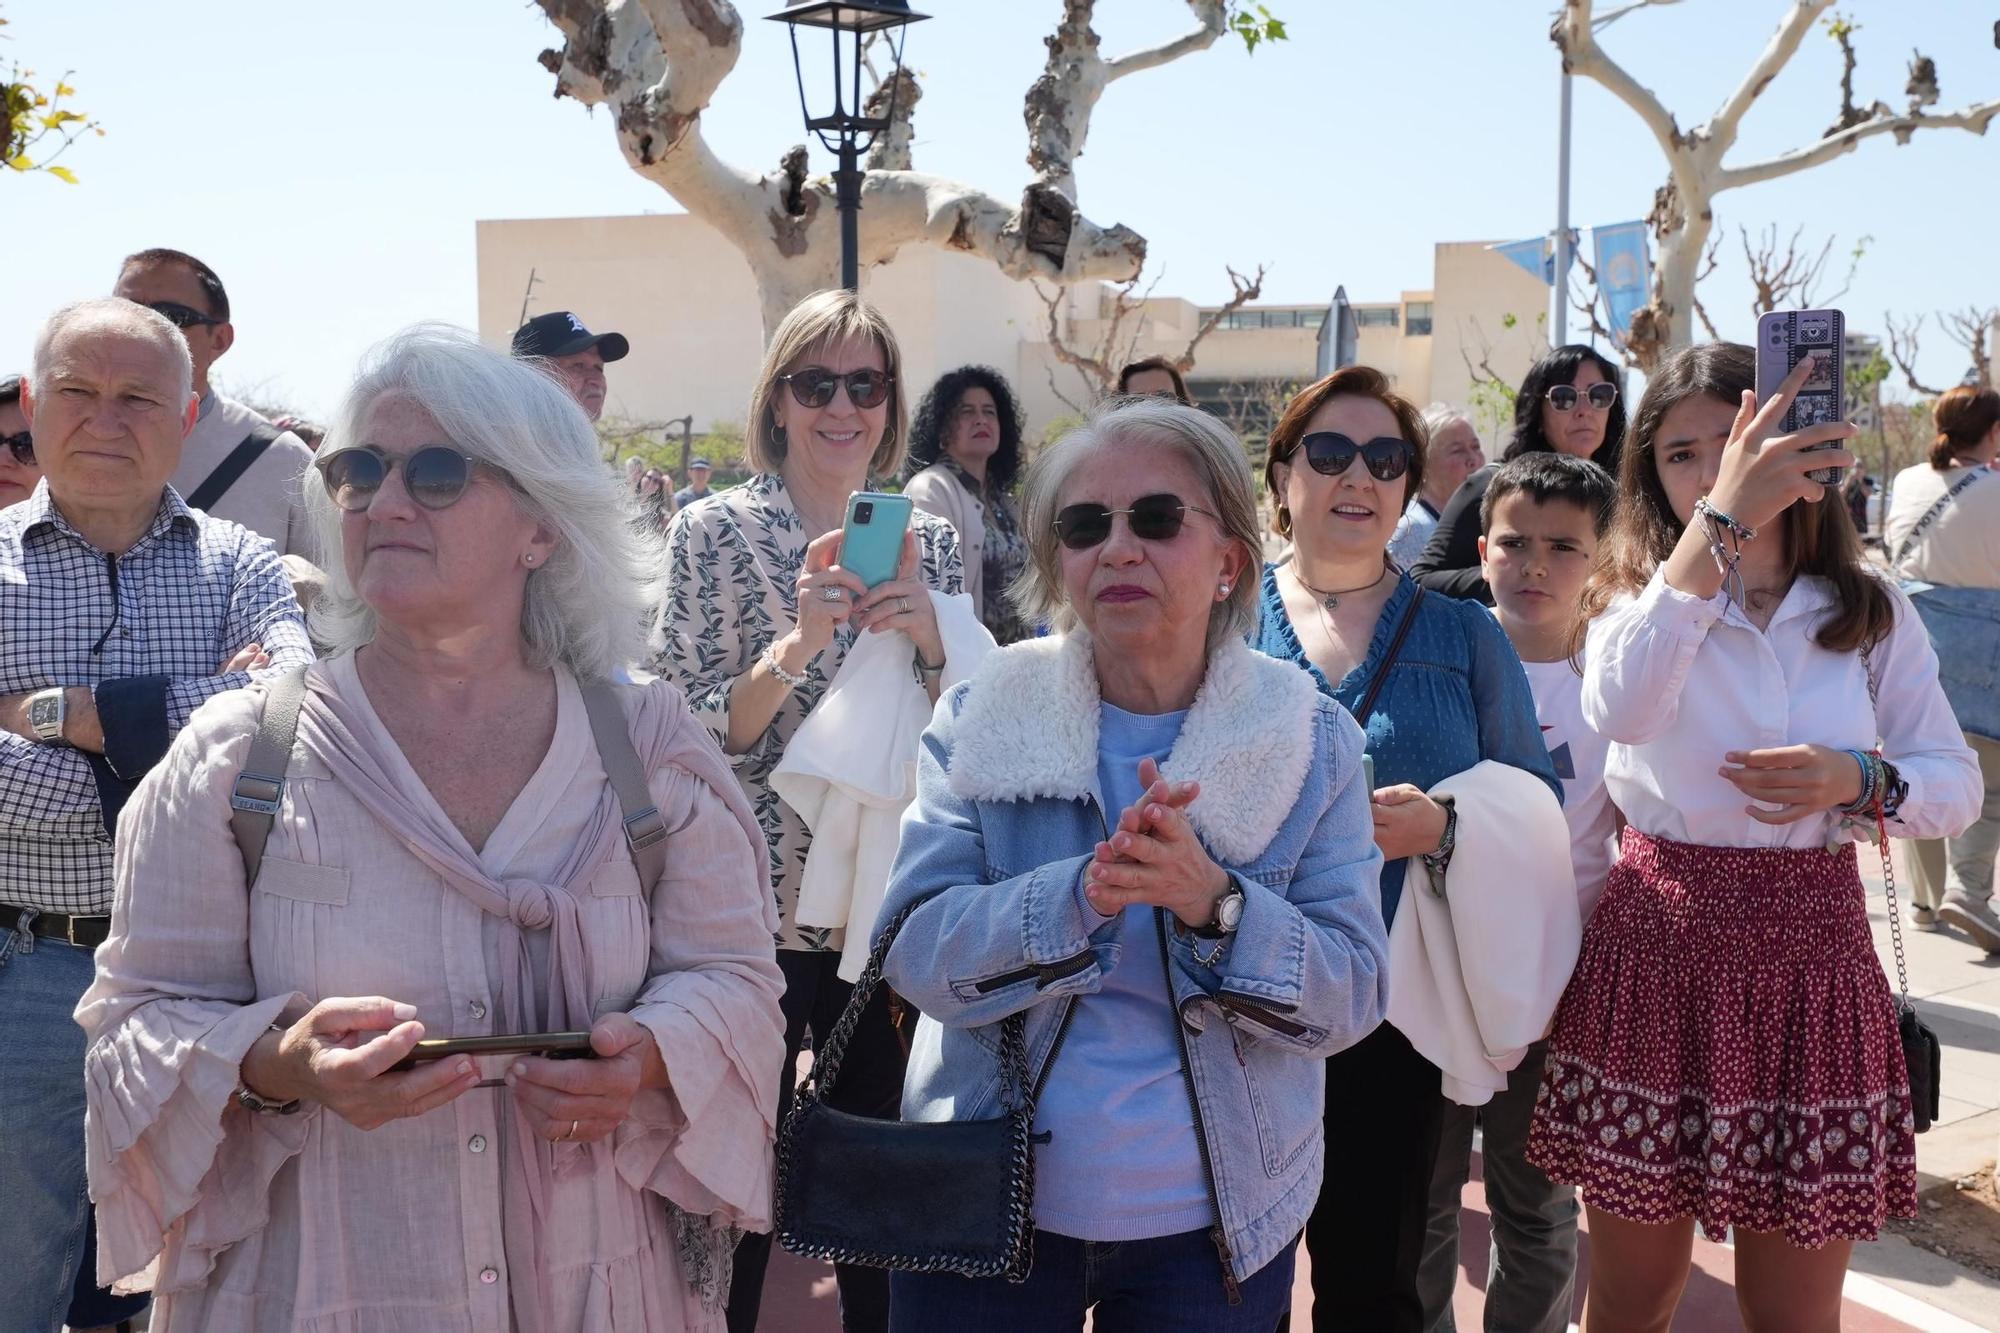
[1219,582,1232,596]
[524,554,537,565]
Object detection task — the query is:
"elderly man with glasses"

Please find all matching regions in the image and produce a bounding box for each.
[112,248,320,562]
[0,298,312,1331]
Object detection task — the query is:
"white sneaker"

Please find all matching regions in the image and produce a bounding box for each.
[1936,895,2000,953]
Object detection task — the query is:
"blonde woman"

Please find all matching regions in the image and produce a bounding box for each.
[650,289,963,1333]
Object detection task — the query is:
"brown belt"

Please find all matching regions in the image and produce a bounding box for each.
[0,903,111,949]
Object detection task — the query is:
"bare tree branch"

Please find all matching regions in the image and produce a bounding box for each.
[1167,264,1267,371]
[1104,0,1227,79]
[1884,311,1944,396]
[864,68,921,171]
[1707,0,1827,160]
[1716,93,2000,192]
[1943,306,1997,389]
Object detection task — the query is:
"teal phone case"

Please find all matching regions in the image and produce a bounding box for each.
[840,492,912,589]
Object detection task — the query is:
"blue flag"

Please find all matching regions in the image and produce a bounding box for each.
[1592,221,1650,350]
[1491,237,1552,285]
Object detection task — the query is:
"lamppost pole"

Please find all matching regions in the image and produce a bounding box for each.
[1553,69,1573,347]
[769,1,928,297]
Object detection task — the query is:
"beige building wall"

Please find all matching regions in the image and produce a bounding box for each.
[475,216,1570,456]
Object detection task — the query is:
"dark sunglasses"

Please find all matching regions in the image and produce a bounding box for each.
[1546,381,1618,411]
[1052,493,1218,550]
[316,444,485,512]
[146,300,227,331]
[778,367,894,410]
[1287,431,1414,483]
[2,430,31,467]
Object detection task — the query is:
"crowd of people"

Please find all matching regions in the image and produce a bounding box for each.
[0,244,1995,1333]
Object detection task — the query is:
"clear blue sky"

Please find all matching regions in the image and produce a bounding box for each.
[5,0,1995,416]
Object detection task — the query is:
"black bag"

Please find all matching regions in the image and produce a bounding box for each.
[775,904,1043,1281]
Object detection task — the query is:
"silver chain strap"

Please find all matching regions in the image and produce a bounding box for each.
[1860,637,1913,1006]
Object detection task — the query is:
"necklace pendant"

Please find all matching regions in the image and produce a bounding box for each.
[1322,595,1340,613]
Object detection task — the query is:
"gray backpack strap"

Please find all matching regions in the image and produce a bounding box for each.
[230,665,309,888]
[579,682,669,888]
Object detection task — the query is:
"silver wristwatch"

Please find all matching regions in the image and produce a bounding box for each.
[1212,885,1245,933]
[27,687,66,743]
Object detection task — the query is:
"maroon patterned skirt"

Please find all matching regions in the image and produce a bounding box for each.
[1525,829,1917,1248]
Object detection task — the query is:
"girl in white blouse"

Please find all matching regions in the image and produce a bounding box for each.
[1525,343,1980,1333]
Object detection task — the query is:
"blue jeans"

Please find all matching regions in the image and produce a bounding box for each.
[889,1228,1297,1333]
[0,921,147,1333]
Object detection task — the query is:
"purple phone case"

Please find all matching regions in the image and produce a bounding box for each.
[1754,308,1846,486]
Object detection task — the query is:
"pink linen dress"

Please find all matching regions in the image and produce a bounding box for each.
[76,656,785,1331]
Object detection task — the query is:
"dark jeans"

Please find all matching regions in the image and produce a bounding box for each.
[889,1228,1297,1332]
[1297,1022,1447,1333]
[728,948,907,1333]
[0,925,148,1333]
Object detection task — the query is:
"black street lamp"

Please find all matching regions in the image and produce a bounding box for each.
[767,0,929,292]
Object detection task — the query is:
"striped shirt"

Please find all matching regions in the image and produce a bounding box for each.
[0,481,311,914]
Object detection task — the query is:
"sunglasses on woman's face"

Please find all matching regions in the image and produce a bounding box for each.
[1545,381,1618,412]
[1,430,31,467]
[1052,493,1218,551]
[1288,431,1413,483]
[145,300,227,331]
[316,444,485,512]
[778,367,894,410]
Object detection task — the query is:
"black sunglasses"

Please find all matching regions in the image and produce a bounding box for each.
[2,430,31,467]
[316,444,486,512]
[146,300,227,331]
[1287,431,1414,483]
[1053,493,1218,550]
[1546,381,1618,411]
[778,367,894,410]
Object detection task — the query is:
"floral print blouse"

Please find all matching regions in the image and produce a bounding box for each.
[652,472,964,952]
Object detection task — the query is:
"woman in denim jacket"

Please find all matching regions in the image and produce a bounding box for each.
[878,398,1390,1331]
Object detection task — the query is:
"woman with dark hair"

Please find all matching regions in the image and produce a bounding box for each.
[1883,384,2000,950]
[1411,344,1626,603]
[904,365,1032,643]
[1254,366,1560,1330]
[1117,356,1193,405]
[0,375,39,508]
[1526,343,1979,1332]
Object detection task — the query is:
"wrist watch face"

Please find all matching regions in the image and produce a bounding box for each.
[1217,889,1245,933]
[28,690,63,740]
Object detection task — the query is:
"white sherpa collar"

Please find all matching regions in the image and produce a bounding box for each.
[947,633,1321,864]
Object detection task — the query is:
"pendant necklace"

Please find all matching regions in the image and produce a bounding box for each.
[1288,562,1388,642]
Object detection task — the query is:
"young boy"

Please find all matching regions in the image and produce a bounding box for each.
[1416,451,1619,1333]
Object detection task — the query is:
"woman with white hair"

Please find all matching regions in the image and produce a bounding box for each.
[1386,404,1484,569]
[76,324,785,1331]
[875,397,1389,1328]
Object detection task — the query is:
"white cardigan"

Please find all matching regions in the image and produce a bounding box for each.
[1386,760,1579,1106]
[772,590,995,979]
[904,464,988,618]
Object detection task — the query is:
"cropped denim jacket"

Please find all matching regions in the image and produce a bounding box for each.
[879,633,1389,1288]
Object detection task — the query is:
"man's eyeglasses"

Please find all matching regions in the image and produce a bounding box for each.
[2,431,31,467]
[1052,493,1217,550]
[778,367,894,410]
[1545,381,1618,412]
[146,301,227,331]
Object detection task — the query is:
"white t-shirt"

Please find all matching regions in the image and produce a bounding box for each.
[1883,463,2000,590]
[1519,655,1619,921]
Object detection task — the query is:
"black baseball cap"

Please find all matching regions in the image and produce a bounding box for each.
[511,311,630,362]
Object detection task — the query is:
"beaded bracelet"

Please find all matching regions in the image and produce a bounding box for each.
[762,644,809,691]
[1840,748,1879,813]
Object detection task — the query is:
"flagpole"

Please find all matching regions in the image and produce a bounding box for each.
[1553,68,1572,348]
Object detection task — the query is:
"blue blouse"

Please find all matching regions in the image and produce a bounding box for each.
[1254,564,1560,925]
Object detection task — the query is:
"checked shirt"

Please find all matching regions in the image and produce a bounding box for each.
[0,482,312,914]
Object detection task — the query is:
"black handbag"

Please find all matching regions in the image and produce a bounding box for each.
[775,903,1045,1281]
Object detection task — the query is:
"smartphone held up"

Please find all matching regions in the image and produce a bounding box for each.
[1754,308,1848,488]
[839,491,914,589]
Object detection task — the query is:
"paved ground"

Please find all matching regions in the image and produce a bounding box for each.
[753,844,2000,1333]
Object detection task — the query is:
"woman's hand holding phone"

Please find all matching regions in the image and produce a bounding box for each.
[505,1013,664,1145]
[241,996,481,1131]
[793,529,867,658]
[850,530,945,664]
[1707,356,1858,532]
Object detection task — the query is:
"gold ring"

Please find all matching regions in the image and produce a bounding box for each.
[898,596,910,615]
